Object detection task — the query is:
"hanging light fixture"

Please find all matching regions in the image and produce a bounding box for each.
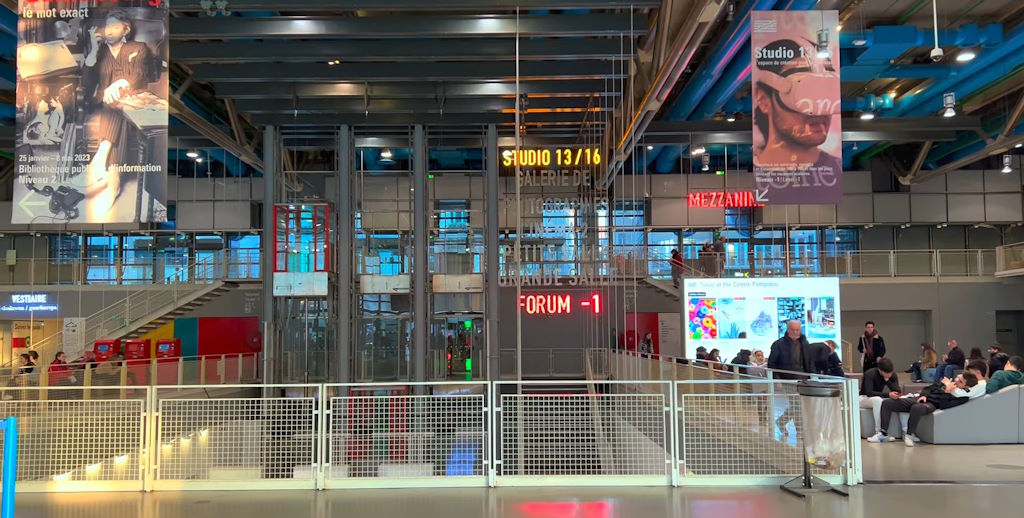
[1002,154,1013,174]
[859,111,875,121]
[380,148,394,160]
[942,92,956,118]
[816,28,831,59]
[726,113,737,123]
[956,49,977,62]
[186,151,199,159]
[691,145,706,156]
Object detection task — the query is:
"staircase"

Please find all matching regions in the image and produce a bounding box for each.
[506,383,602,475]
[130,282,237,337]
[23,262,234,363]
[641,277,680,300]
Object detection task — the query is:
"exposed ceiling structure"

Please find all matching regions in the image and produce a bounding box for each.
[2,0,1024,182]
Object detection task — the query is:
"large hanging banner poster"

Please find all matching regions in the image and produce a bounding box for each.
[13,1,168,224]
[751,10,842,204]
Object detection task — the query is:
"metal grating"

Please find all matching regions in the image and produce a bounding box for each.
[499,392,668,478]
[0,388,145,486]
[328,391,486,480]
[156,397,317,483]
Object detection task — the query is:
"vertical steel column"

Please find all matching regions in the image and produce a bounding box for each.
[262,125,277,385]
[485,125,500,380]
[413,125,428,384]
[337,125,353,383]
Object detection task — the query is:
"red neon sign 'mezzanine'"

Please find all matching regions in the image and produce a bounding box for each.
[687,191,764,209]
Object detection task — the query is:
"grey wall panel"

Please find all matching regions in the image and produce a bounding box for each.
[910,194,947,223]
[842,309,930,370]
[213,202,253,229]
[799,204,837,225]
[176,201,215,230]
[651,198,688,227]
[175,179,217,202]
[948,170,984,192]
[985,193,1024,222]
[688,207,726,227]
[873,193,910,223]
[650,175,685,198]
[687,175,725,190]
[983,169,1022,192]
[947,194,986,222]
[723,173,755,190]
[837,194,873,224]
[843,171,873,194]
[912,174,947,194]
[760,204,800,225]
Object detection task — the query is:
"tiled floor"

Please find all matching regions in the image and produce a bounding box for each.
[862,440,1024,482]
[12,484,1024,518]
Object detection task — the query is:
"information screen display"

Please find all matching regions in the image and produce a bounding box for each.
[683,277,841,361]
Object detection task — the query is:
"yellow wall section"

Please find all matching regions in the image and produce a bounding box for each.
[139,321,175,357]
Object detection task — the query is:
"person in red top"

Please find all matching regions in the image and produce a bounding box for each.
[48,352,75,385]
[670,249,685,288]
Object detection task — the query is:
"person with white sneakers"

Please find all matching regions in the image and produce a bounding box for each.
[867,372,978,447]
[859,358,902,438]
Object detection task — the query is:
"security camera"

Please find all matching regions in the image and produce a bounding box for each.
[930,47,944,62]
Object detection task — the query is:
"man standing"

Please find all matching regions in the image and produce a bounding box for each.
[669,249,684,288]
[711,237,727,277]
[860,358,901,438]
[931,340,965,382]
[857,321,886,372]
[768,320,815,434]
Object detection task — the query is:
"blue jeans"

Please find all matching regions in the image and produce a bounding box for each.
[911,362,923,381]
[930,363,956,382]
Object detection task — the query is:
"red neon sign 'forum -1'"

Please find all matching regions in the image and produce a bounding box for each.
[519,294,602,315]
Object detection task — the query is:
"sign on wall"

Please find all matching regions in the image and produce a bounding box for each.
[1,293,59,315]
[62,317,86,355]
[751,10,842,204]
[13,1,169,224]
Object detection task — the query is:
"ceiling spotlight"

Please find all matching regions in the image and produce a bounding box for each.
[726,2,736,21]
[836,24,842,32]
[646,145,654,151]
[859,111,875,121]
[1002,154,1013,174]
[195,158,204,164]
[888,90,899,99]
[728,112,741,122]
[327,60,340,66]
[186,151,199,159]
[380,148,394,160]
[1016,143,1023,149]
[956,49,977,62]
[816,28,831,59]
[691,145,706,156]
[943,92,956,118]
[852,38,868,46]
[713,111,727,122]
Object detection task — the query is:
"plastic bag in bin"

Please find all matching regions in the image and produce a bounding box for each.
[797,381,846,470]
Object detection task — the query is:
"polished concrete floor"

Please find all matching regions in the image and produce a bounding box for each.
[862,441,1024,483]
[12,485,1024,518]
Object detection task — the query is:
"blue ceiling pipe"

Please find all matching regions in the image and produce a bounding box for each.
[891,24,1024,117]
[645,0,780,171]
[0,6,16,38]
[652,0,825,173]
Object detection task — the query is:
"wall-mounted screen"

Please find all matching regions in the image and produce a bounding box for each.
[683,277,841,361]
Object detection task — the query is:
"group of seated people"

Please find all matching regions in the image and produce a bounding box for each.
[862,354,1024,446]
[908,340,1011,383]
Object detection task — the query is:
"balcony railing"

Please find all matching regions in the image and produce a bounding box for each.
[0,250,261,286]
[996,242,1024,277]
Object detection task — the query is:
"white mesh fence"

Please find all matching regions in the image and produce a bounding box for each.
[677,380,846,480]
[0,387,146,490]
[155,388,318,487]
[495,382,670,482]
[323,383,488,486]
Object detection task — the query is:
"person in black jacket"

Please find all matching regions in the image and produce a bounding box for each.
[988,344,1008,374]
[857,321,886,372]
[859,358,901,437]
[813,340,844,377]
[869,372,978,447]
[931,340,965,382]
[768,320,817,435]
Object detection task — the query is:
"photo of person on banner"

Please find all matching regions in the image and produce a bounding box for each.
[750,11,842,204]
[13,1,168,225]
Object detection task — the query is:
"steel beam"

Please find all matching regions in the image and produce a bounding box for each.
[213,81,619,99]
[234,97,601,114]
[485,124,500,381]
[262,126,277,385]
[412,125,427,386]
[642,117,982,144]
[173,39,629,64]
[169,96,265,170]
[249,112,590,126]
[336,125,353,383]
[170,14,648,40]
[192,61,625,82]
[1000,90,1024,140]
[173,0,659,11]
